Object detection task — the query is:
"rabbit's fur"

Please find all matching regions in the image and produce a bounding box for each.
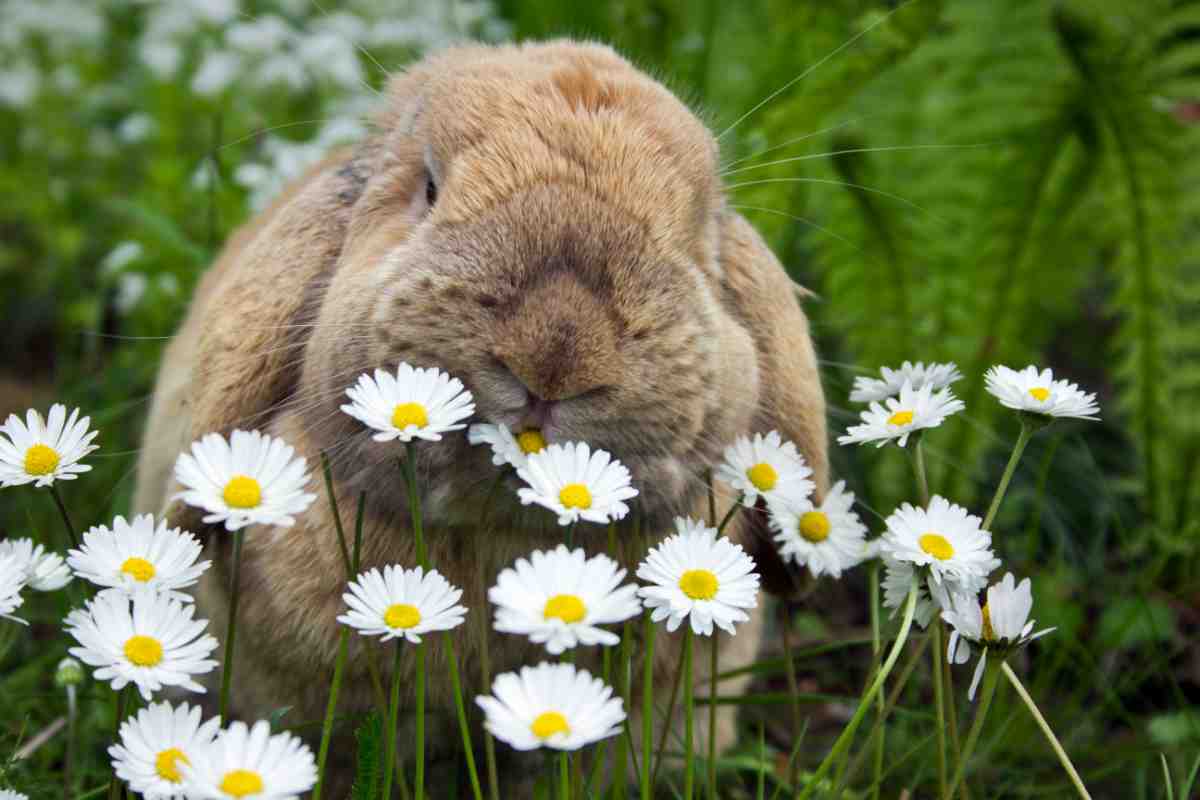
[135,39,827,789]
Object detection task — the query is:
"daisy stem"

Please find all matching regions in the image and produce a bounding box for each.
[415,640,426,800]
[313,629,350,800]
[947,655,1001,798]
[444,634,484,800]
[1001,661,1092,799]
[107,685,129,800]
[930,622,948,799]
[780,604,803,791]
[477,479,504,800]
[566,521,576,549]
[320,451,352,574]
[49,484,80,549]
[943,649,968,800]
[797,573,919,800]
[218,528,244,722]
[402,445,427,568]
[716,496,742,535]
[650,624,685,788]
[911,437,931,507]
[641,610,656,799]
[706,469,717,525]
[983,424,1033,531]
[683,625,696,800]
[381,641,404,800]
[560,752,571,799]
[707,631,718,800]
[868,561,884,800]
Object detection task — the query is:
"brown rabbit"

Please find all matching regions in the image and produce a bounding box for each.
[135,39,827,793]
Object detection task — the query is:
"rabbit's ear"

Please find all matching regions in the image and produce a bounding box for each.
[718,208,830,595]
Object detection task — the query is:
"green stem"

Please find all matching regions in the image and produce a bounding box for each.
[218,529,244,721]
[476,477,503,800]
[650,626,685,788]
[49,484,80,549]
[445,634,484,800]
[415,640,426,800]
[780,604,803,792]
[983,424,1033,531]
[716,498,742,534]
[797,574,920,800]
[641,611,656,800]
[869,561,884,800]
[1001,661,1092,799]
[684,626,696,800]
[320,451,352,575]
[931,623,948,799]
[403,444,427,568]
[912,437,931,506]
[706,469,717,525]
[381,642,404,800]
[65,685,77,797]
[560,752,571,800]
[708,632,719,800]
[943,651,967,800]
[565,521,576,549]
[107,687,128,800]
[947,656,1001,798]
[313,628,350,800]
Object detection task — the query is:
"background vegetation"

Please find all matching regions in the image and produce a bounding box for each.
[1,0,1198,797]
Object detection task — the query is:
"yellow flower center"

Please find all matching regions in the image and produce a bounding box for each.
[219,769,265,797]
[383,603,422,629]
[918,533,955,561]
[887,410,915,426]
[120,556,156,582]
[123,635,164,667]
[531,711,570,740]
[1028,387,1050,402]
[23,443,60,476]
[391,402,429,430]
[745,462,778,492]
[799,511,831,543]
[558,483,592,509]
[222,475,262,509]
[154,747,189,783]
[678,569,719,600]
[981,602,996,641]
[516,429,547,454]
[543,594,587,624]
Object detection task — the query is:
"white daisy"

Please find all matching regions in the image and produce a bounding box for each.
[181,719,317,800]
[839,381,965,448]
[338,564,467,644]
[65,589,219,701]
[516,441,638,526]
[850,361,963,403]
[341,362,476,443]
[0,537,72,591]
[108,701,221,800]
[0,404,99,488]
[173,429,317,532]
[767,480,867,579]
[636,517,760,636]
[68,514,210,601]
[716,430,815,507]
[0,554,28,625]
[476,662,626,752]
[468,422,547,470]
[0,790,29,800]
[489,545,642,655]
[984,365,1100,420]
[879,496,1000,590]
[880,556,980,629]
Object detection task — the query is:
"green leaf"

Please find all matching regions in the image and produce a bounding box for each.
[1097,596,1177,649]
[351,711,383,800]
[1148,711,1200,748]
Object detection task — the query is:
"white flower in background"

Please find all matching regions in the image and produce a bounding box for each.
[0,65,37,107]
[0,789,29,800]
[516,442,638,526]
[838,381,965,448]
[0,404,99,488]
[0,537,71,591]
[768,480,867,579]
[880,496,1000,589]
[68,514,209,601]
[0,555,28,625]
[173,429,316,532]
[984,365,1100,421]
[338,565,466,644]
[850,361,963,403]
[181,719,317,800]
[65,590,219,701]
[468,422,547,470]
[476,662,625,752]
[489,546,641,655]
[108,701,221,800]
[341,362,476,443]
[102,241,144,274]
[637,517,760,636]
[942,573,1056,699]
[717,430,815,507]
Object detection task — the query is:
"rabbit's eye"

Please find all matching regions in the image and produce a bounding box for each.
[425,176,438,208]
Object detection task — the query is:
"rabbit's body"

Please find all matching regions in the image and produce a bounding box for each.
[136,40,827,788]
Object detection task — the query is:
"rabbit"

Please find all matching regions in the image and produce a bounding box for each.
[134,39,828,793]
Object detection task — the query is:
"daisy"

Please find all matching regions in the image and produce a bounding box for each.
[879,496,1000,590]
[881,556,981,629]
[637,517,760,636]
[850,361,963,403]
[0,791,28,800]
[838,381,965,448]
[0,404,98,488]
[338,564,467,643]
[108,701,221,800]
[767,480,867,579]
[0,537,71,591]
[489,545,642,655]
[716,431,815,506]
[0,554,27,625]
[65,589,219,701]
[68,514,210,601]
[943,573,1055,699]
[468,422,547,470]
[173,429,316,532]
[984,365,1100,420]
[181,719,317,800]
[476,662,625,752]
[516,441,638,526]
[341,362,476,443]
